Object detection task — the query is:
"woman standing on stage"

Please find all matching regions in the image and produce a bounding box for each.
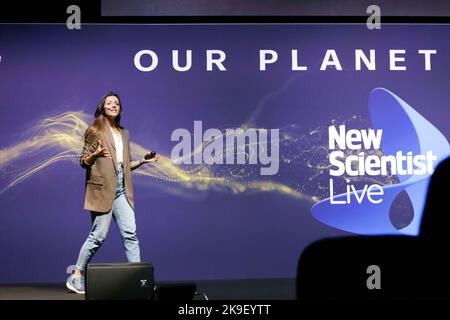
[66,92,160,294]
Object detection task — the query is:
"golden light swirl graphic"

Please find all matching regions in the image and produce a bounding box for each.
[0,111,397,202]
[0,111,312,202]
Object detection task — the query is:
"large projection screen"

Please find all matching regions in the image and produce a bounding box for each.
[0,23,449,283]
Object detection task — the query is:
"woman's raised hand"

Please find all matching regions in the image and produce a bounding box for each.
[142,154,161,164]
[94,139,112,159]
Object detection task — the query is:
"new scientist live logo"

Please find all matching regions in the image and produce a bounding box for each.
[327,125,436,204]
[311,88,450,236]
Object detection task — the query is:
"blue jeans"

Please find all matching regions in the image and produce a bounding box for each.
[76,163,140,271]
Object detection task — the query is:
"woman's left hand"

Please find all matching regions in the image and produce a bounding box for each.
[141,154,161,164]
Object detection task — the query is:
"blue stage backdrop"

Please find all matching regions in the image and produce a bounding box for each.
[0,24,449,283]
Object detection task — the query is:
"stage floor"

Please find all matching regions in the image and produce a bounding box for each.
[0,278,296,300]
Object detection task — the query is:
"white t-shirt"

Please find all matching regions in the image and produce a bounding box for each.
[109,126,123,165]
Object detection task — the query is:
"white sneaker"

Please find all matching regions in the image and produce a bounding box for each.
[66,274,85,294]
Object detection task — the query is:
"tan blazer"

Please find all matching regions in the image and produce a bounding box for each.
[80,126,135,213]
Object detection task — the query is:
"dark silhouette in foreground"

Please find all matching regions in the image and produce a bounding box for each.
[297,156,450,300]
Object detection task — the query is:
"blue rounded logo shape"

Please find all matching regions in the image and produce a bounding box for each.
[311,88,450,235]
